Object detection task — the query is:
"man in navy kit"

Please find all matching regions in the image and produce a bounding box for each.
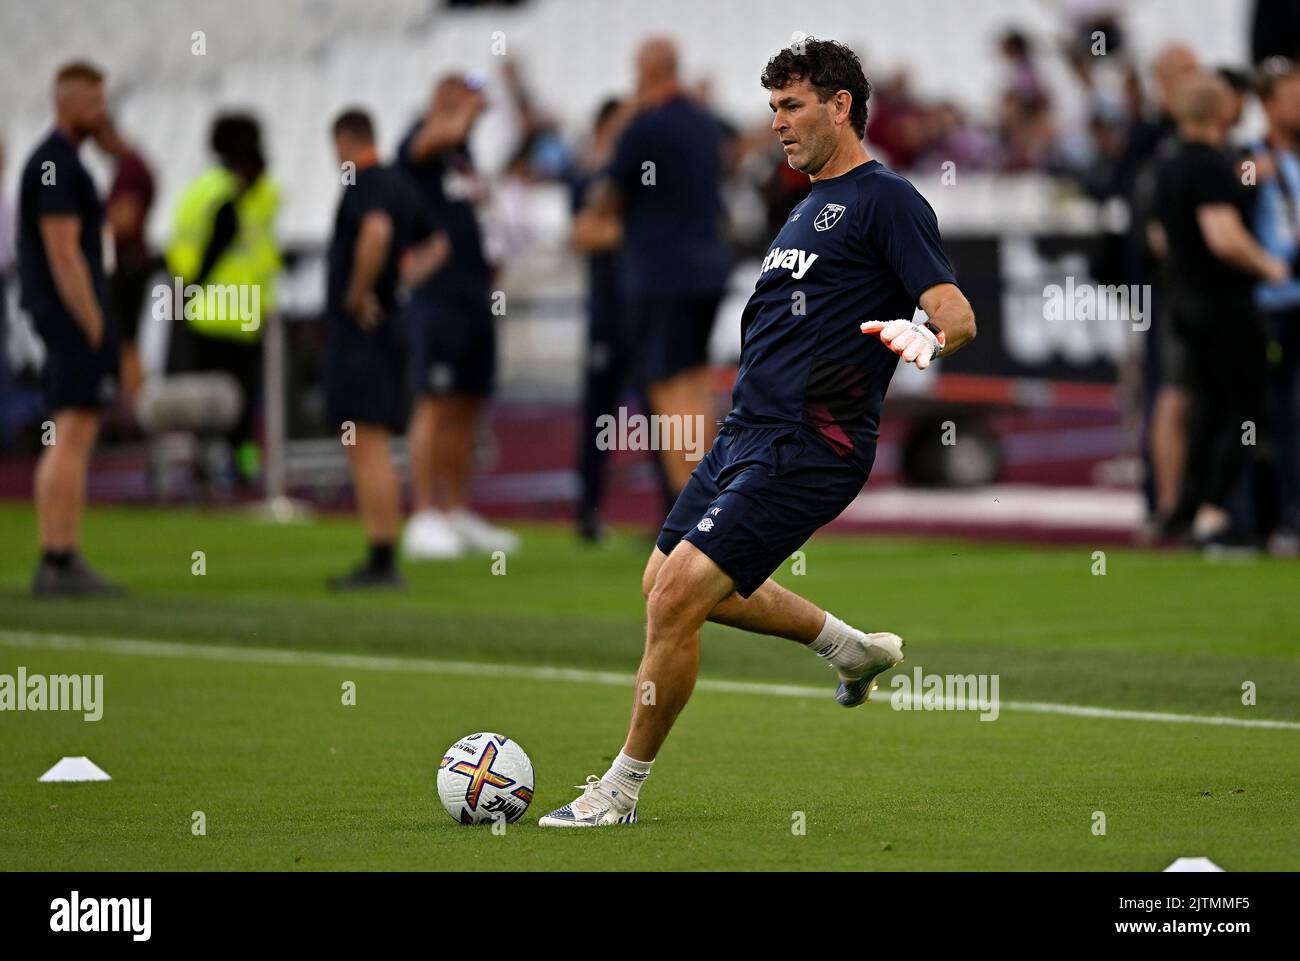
[397,74,518,559]
[584,38,732,501]
[20,62,122,596]
[325,109,448,590]
[540,39,977,827]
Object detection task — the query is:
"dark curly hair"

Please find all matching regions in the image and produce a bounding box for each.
[760,38,872,139]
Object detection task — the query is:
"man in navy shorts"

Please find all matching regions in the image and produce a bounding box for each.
[324,109,448,590]
[396,74,519,560]
[19,62,123,596]
[540,39,977,828]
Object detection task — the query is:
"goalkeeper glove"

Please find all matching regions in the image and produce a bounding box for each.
[860,319,945,370]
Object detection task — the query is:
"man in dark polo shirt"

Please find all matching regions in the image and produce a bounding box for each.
[325,109,448,589]
[581,38,732,504]
[1153,72,1289,546]
[18,61,122,595]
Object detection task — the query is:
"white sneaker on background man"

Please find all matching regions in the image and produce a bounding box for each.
[446,508,520,554]
[402,509,465,560]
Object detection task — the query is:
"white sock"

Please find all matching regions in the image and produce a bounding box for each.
[810,612,868,673]
[603,751,652,802]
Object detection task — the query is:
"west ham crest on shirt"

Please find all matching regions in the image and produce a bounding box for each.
[813,203,846,232]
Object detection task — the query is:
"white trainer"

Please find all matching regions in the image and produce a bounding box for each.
[537,776,638,828]
[447,508,520,554]
[835,631,906,707]
[401,510,465,561]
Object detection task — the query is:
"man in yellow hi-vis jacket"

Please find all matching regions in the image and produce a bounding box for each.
[165,114,281,485]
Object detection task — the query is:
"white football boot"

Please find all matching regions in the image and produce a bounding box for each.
[537,775,638,828]
[401,509,465,561]
[835,632,906,707]
[446,508,521,554]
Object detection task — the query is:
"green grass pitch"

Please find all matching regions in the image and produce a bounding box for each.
[0,502,1296,870]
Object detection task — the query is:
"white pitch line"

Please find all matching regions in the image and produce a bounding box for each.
[1,629,1297,732]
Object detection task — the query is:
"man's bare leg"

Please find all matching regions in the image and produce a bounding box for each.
[1152,385,1191,521]
[436,394,480,510]
[643,543,903,708]
[641,546,824,643]
[538,542,900,826]
[32,409,122,595]
[332,423,403,588]
[623,541,737,761]
[347,424,400,544]
[35,410,99,550]
[407,398,438,514]
[647,367,717,494]
[402,396,468,559]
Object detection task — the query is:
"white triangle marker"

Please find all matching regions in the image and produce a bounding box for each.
[38,756,111,782]
[1163,856,1224,872]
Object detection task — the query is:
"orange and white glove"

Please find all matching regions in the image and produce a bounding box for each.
[860,319,945,370]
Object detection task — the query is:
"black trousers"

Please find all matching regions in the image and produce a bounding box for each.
[1263,307,1300,529]
[1173,301,1270,520]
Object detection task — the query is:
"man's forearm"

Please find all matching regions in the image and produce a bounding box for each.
[346,224,391,312]
[928,298,977,356]
[48,248,103,342]
[346,244,386,310]
[1223,233,1284,280]
[401,233,450,290]
[409,101,477,161]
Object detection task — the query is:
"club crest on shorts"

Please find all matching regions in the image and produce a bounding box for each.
[814,203,846,232]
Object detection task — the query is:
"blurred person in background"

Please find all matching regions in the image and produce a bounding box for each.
[398,73,519,559]
[487,59,574,266]
[863,68,928,170]
[499,58,573,184]
[165,113,282,490]
[1247,56,1300,547]
[1216,66,1254,136]
[1252,0,1300,65]
[570,97,633,542]
[19,61,122,594]
[325,109,449,590]
[0,136,15,451]
[1000,29,1051,112]
[1130,44,1200,538]
[996,30,1062,172]
[581,37,730,505]
[95,117,155,413]
[1151,72,1288,548]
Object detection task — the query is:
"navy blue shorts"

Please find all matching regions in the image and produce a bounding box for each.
[35,312,118,413]
[630,290,720,384]
[405,289,496,398]
[656,422,869,597]
[324,319,406,433]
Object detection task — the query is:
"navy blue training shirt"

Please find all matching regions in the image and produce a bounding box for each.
[396,127,491,295]
[18,129,105,327]
[726,159,956,473]
[327,163,434,321]
[609,96,730,298]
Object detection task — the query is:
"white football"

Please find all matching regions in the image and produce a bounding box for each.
[437,733,535,825]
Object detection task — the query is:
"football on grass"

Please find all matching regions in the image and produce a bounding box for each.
[437,733,535,825]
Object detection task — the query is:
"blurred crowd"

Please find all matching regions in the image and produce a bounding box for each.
[2,0,1300,599]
